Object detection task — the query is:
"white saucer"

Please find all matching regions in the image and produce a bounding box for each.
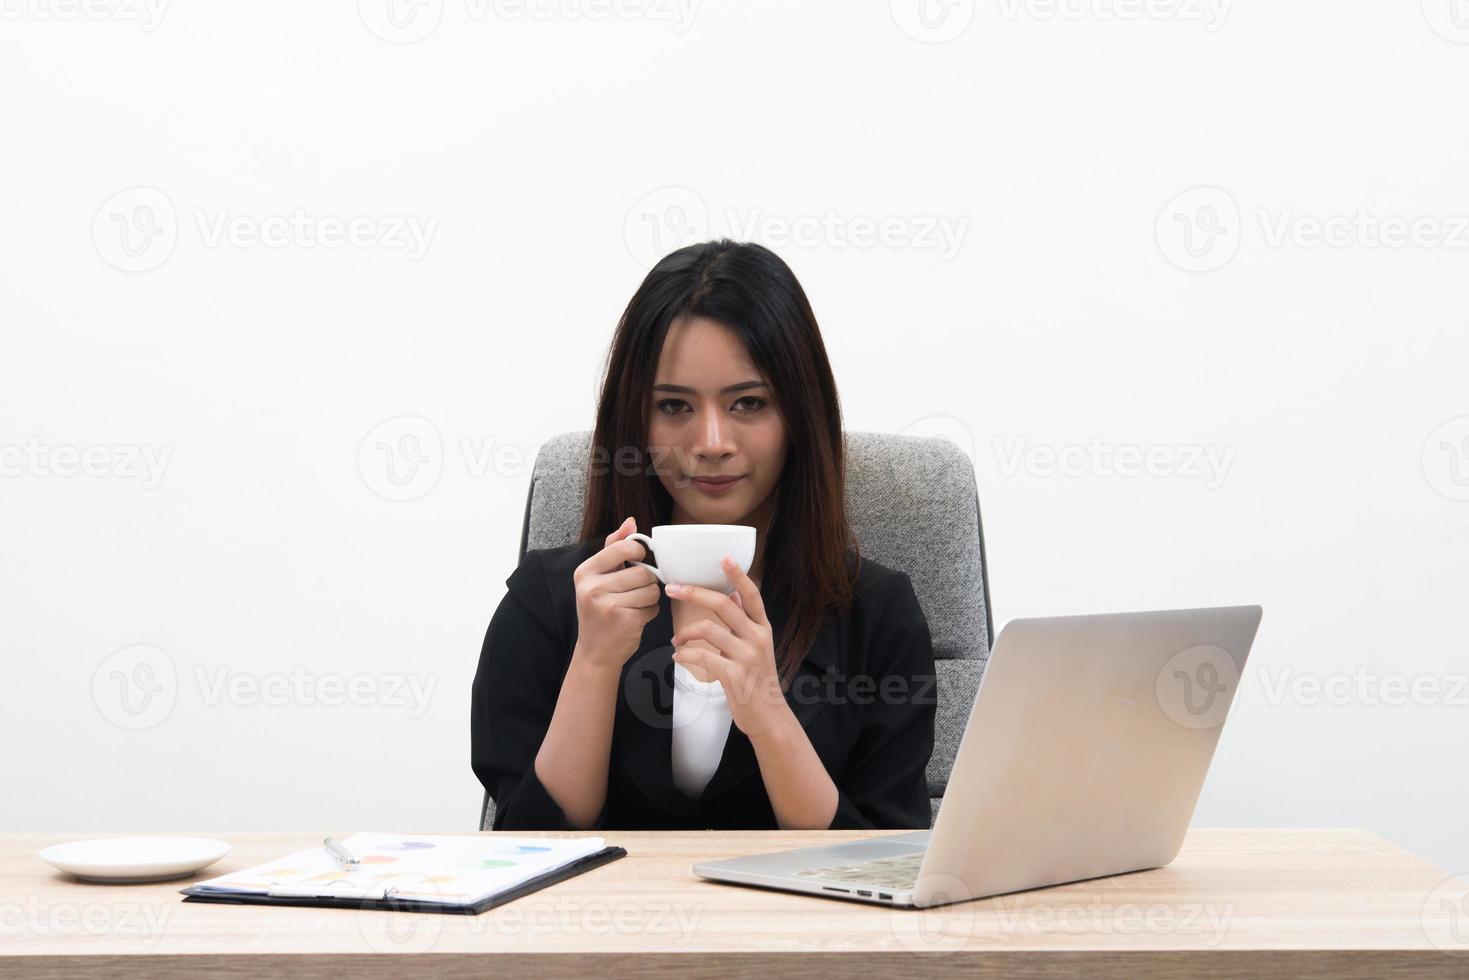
[39,837,231,883]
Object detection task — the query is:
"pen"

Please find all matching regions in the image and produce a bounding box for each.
[323,836,360,870]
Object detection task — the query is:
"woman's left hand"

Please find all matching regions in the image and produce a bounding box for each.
[667,557,791,742]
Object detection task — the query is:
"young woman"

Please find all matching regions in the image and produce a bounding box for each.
[471,240,936,830]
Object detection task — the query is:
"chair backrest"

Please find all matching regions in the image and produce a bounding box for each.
[482,430,994,830]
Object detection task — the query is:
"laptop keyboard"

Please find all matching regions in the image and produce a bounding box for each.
[794,852,924,889]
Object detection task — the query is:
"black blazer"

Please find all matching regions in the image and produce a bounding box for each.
[470,539,937,831]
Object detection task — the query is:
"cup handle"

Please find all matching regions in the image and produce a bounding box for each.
[625,533,665,584]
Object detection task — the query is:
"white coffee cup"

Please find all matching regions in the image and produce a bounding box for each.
[627,524,756,592]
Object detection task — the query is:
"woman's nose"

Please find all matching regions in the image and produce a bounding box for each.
[693,409,735,459]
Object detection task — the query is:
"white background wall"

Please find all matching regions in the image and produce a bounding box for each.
[3,0,1466,877]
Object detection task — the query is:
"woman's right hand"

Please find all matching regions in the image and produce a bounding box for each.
[570,516,661,673]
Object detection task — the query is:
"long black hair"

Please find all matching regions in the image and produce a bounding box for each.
[579,239,859,685]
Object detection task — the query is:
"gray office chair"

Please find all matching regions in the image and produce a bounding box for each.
[480,431,994,830]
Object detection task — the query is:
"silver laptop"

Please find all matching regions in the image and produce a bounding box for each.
[694,604,1262,908]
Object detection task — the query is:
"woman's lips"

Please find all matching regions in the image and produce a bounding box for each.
[690,475,743,495]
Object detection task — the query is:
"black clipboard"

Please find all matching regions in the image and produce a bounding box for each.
[179,845,627,915]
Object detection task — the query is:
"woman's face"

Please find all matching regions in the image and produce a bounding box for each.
[648,315,788,526]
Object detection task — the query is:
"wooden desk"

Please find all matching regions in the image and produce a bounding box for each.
[3,828,1467,978]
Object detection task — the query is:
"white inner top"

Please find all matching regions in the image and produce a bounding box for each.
[671,662,734,800]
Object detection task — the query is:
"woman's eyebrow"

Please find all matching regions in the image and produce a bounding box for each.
[652,381,767,394]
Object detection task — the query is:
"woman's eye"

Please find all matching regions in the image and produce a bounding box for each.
[655,396,769,417]
[732,396,767,413]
